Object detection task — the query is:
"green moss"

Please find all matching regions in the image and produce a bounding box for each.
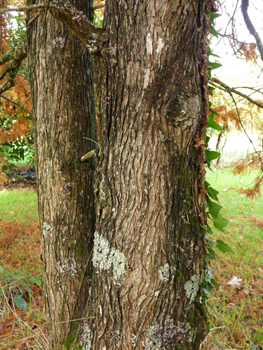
[82,161,96,173]
[175,270,182,280]
[89,112,96,137]
[75,244,83,259]
[64,320,84,350]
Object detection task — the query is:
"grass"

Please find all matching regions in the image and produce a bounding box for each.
[0,188,47,350]
[204,169,263,350]
[0,189,38,225]
[0,170,263,349]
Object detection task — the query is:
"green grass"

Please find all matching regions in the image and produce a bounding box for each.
[0,188,38,225]
[204,169,263,350]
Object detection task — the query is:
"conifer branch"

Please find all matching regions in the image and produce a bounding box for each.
[229,91,263,171]
[210,78,263,108]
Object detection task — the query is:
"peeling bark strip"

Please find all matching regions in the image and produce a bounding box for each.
[86,0,211,349]
[27,0,96,348]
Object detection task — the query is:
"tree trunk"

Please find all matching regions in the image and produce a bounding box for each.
[27,1,96,348]
[85,0,210,349]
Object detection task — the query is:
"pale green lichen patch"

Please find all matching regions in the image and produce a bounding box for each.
[144,319,190,349]
[42,222,53,238]
[184,274,200,304]
[158,263,170,282]
[92,232,127,280]
[109,248,126,280]
[57,256,79,276]
[80,324,92,350]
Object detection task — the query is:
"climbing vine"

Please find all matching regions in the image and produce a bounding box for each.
[204,12,233,298]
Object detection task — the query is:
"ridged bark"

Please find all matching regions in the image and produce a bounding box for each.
[27,1,96,348]
[85,0,211,349]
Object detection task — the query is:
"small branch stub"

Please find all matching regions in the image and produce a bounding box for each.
[81,149,96,161]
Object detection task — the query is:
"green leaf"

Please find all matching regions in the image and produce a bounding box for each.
[206,197,222,217]
[205,150,221,167]
[208,62,222,70]
[207,246,215,260]
[207,48,221,58]
[210,108,221,118]
[209,13,221,25]
[207,113,222,131]
[14,295,27,311]
[211,278,219,290]
[216,239,233,254]
[213,215,229,231]
[29,275,42,287]
[209,27,218,37]
[204,284,213,295]
[205,181,219,201]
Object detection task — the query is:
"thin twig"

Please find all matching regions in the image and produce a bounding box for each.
[47,316,95,324]
[28,9,42,26]
[210,78,263,108]
[93,5,105,10]
[12,95,31,117]
[0,94,32,114]
[82,137,100,148]
[0,3,49,15]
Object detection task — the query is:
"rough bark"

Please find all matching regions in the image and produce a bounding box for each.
[27,0,96,348]
[84,0,211,349]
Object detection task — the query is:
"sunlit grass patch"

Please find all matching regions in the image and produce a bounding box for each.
[0,189,38,225]
[204,169,263,349]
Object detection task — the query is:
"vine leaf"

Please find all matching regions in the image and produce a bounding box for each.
[216,239,233,254]
[14,294,27,311]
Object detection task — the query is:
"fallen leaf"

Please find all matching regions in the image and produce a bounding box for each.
[226,276,242,286]
[233,329,243,342]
